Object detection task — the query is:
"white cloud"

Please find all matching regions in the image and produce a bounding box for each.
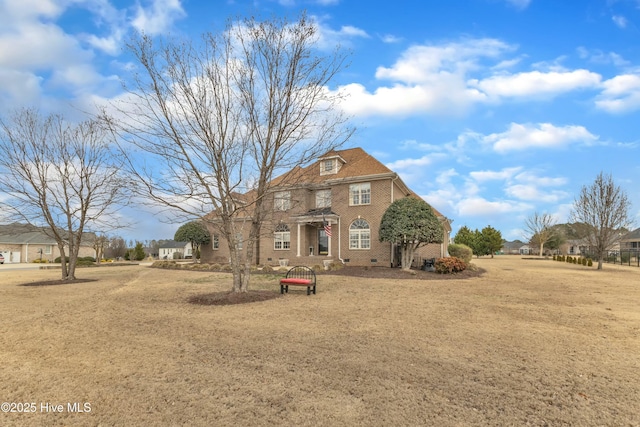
[470,167,522,182]
[596,74,640,113]
[386,156,432,169]
[481,122,599,153]
[505,184,568,203]
[380,34,402,44]
[131,0,186,35]
[612,15,628,29]
[504,0,531,10]
[513,171,566,186]
[470,69,602,100]
[577,47,629,67]
[332,38,512,116]
[457,197,531,216]
[492,57,523,69]
[0,21,92,70]
[0,0,63,24]
[0,69,43,106]
[375,38,511,84]
[333,37,607,118]
[314,19,369,50]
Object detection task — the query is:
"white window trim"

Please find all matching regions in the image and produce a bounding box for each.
[316,189,332,208]
[349,183,371,206]
[274,191,291,211]
[349,219,371,250]
[274,224,291,250]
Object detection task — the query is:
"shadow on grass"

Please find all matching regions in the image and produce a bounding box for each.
[19,278,99,287]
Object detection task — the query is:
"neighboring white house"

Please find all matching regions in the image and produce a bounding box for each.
[519,245,531,255]
[158,240,192,259]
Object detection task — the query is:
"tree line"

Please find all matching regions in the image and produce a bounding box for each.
[452,225,503,258]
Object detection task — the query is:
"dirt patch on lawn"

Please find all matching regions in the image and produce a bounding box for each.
[188,290,281,305]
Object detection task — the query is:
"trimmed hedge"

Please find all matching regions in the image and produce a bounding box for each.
[448,243,473,263]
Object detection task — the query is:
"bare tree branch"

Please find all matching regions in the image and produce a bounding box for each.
[0,109,129,280]
[570,172,632,269]
[102,14,354,292]
[524,212,556,257]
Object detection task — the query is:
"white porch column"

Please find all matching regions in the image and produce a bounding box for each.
[327,222,332,257]
[296,223,301,257]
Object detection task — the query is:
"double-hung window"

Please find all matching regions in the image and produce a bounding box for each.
[315,189,331,208]
[274,191,291,211]
[349,183,371,206]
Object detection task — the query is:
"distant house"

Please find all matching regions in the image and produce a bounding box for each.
[158,240,192,259]
[519,244,531,255]
[501,240,525,255]
[620,228,640,251]
[200,147,452,268]
[0,223,96,263]
[563,239,590,256]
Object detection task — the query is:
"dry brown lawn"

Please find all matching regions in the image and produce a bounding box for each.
[1,257,639,426]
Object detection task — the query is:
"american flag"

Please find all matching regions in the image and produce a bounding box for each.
[323,218,332,237]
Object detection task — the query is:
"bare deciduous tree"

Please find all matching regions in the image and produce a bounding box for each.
[524,212,557,257]
[103,15,353,292]
[570,172,632,269]
[0,109,127,280]
[105,236,128,260]
[93,235,108,264]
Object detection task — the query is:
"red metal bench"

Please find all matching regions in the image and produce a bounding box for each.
[280,266,317,295]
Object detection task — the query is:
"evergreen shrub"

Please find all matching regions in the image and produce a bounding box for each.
[448,243,473,263]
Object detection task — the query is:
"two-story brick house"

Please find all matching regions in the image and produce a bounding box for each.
[200,147,451,268]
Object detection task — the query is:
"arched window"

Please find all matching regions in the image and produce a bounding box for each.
[274,224,290,250]
[349,219,370,249]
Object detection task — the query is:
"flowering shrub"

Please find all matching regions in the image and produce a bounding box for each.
[434,256,467,274]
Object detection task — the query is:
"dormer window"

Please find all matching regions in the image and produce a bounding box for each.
[319,155,344,176]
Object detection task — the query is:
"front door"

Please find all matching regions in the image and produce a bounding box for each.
[318,229,328,255]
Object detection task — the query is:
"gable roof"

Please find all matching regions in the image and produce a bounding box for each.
[621,227,640,241]
[502,240,525,250]
[158,240,188,249]
[271,147,394,187]
[0,223,95,246]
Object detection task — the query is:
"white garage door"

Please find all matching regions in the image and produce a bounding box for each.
[0,251,20,263]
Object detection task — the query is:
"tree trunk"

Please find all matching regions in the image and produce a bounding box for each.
[400,242,417,271]
[58,244,68,280]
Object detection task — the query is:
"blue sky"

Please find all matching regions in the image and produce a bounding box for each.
[1,0,639,242]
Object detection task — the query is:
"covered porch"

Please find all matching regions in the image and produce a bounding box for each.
[291,208,339,265]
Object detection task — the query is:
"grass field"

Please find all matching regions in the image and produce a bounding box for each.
[1,257,639,426]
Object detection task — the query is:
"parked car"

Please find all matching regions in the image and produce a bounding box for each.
[0,254,4,264]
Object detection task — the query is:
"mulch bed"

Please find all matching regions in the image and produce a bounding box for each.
[320,265,485,280]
